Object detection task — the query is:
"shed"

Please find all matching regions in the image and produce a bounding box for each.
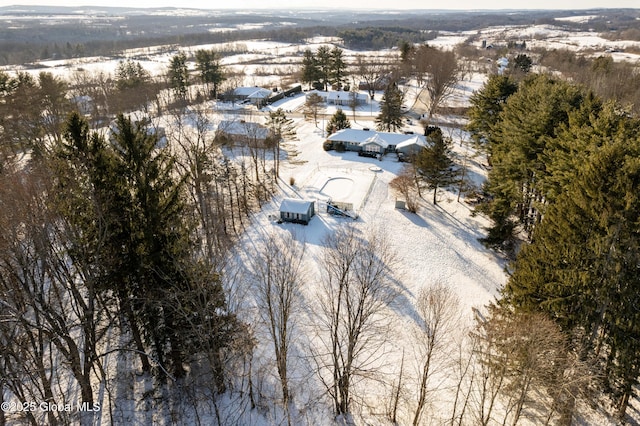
[279,198,315,225]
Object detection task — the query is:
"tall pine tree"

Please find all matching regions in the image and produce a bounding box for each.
[477,74,584,247]
[376,83,404,132]
[504,128,640,420]
[415,127,455,204]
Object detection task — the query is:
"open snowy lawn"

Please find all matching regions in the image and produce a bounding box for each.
[219,111,509,423]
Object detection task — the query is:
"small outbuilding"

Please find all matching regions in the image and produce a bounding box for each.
[279,198,315,225]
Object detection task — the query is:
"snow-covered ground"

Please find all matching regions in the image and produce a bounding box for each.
[3,22,638,423]
[206,81,512,423]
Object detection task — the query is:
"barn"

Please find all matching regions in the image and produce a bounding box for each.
[279,198,315,225]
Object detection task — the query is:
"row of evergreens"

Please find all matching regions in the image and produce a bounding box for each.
[468,72,640,421]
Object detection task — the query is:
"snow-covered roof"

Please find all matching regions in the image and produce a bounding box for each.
[396,135,428,150]
[306,90,368,102]
[279,198,313,214]
[217,120,270,139]
[362,133,389,149]
[327,128,421,146]
[234,86,272,99]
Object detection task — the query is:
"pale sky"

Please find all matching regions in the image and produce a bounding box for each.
[3,0,640,10]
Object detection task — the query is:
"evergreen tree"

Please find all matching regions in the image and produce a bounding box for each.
[114,59,158,114]
[330,46,347,90]
[116,59,150,90]
[301,49,320,89]
[375,83,404,132]
[57,112,154,373]
[316,45,332,91]
[168,52,189,102]
[512,53,533,74]
[415,127,455,204]
[478,74,584,245]
[38,71,70,145]
[326,108,351,136]
[0,72,46,157]
[466,74,518,150]
[504,133,640,420]
[195,49,225,98]
[399,40,415,64]
[110,113,195,378]
[58,113,238,381]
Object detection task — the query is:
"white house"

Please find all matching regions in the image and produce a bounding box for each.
[216,120,272,145]
[305,90,368,106]
[360,133,389,157]
[326,128,427,153]
[396,135,429,160]
[231,86,273,107]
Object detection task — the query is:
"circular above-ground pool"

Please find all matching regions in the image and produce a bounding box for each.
[320,177,354,201]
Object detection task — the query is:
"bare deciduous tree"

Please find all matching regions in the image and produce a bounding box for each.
[304,92,323,127]
[470,305,596,426]
[412,282,461,426]
[0,162,108,426]
[313,225,398,420]
[353,54,390,100]
[249,231,306,425]
[390,167,420,213]
[413,45,459,119]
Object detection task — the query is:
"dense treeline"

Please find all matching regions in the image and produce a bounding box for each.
[468,72,640,421]
[0,55,283,424]
[537,49,640,116]
[3,7,638,66]
[338,27,436,50]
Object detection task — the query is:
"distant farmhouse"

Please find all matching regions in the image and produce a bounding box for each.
[225,86,273,107]
[325,128,428,158]
[305,90,369,107]
[215,120,272,145]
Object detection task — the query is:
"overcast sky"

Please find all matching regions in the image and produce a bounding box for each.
[5,0,640,10]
